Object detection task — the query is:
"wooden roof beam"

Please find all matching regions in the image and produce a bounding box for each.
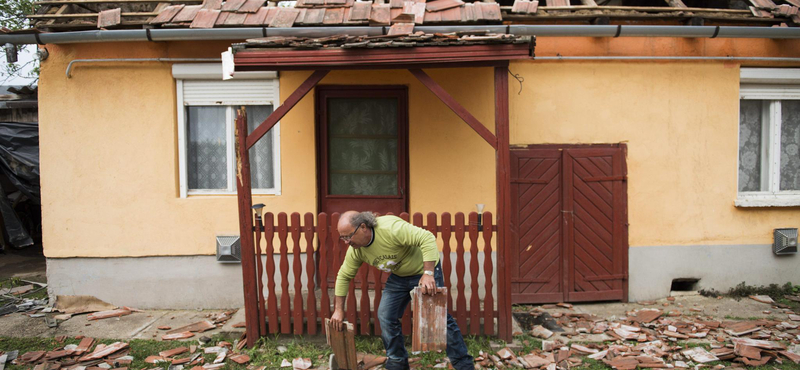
[408,68,498,150]
[245,69,329,150]
[28,12,158,18]
[499,5,750,13]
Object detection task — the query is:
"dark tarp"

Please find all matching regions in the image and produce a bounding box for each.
[0,121,39,248]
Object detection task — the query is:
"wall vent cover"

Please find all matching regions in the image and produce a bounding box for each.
[774,228,798,255]
[216,235,241,263]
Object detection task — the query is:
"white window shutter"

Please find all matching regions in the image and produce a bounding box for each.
[182,80,278,106]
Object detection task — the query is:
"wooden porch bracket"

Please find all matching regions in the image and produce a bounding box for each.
[408,68,498,150]
[246,69,330,150]
[235,108,259,347]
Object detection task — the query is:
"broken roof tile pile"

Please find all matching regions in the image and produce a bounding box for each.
[29,0,800,31]
[476,300,800,370]
[2,334,252,370]
[232,31,530,50]
[148,0,501,29]
[507,0,800,25]
[747,0,800,23]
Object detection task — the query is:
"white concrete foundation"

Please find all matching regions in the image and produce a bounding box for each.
[47,252,499,309]
[48,245,795,308]
[629,244,800,302]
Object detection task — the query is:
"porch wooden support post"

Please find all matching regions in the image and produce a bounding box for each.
[408,68,498,150]
[235,107,259,347]
[246,69,330,150]
[494,64,512,341]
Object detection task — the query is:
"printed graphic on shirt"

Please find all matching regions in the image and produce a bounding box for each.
[373,254,401,272]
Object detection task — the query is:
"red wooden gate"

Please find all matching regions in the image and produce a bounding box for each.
[510,149,563,303]
[510,145,628,304]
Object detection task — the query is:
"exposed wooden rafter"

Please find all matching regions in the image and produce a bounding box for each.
[245,70,330,150]
[28,12,159,18]
[502,4,751,13]
[408,68,498,150]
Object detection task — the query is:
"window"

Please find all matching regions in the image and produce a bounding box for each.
[174,64,281,197]
[737,68,800,207]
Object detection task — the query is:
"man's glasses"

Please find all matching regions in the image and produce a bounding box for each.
[339,223,364,242]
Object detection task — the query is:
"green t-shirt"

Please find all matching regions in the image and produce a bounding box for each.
[334,215,439,297]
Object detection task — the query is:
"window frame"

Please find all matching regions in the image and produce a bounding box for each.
[174,64,281,198]
[737,68,800,207]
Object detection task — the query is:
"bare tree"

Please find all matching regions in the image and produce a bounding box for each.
[0,0,37,86]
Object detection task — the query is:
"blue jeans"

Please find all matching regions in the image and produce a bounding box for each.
[377,262,475,370]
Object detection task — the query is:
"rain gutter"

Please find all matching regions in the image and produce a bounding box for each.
[2,25,800,45]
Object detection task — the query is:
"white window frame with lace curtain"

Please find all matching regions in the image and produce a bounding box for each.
[737,68,800,207]
[173,63,281,198]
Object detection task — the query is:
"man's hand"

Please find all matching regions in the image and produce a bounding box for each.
[419,274,437,295]
[330,308,345,331]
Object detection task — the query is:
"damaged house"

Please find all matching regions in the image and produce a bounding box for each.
[2,0,799,341]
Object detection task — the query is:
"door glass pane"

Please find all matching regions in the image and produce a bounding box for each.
[739,100,764,192]
[246,105,275,190]
[780,100,800,191]
[187,106,227,190]
[328,98,398,195]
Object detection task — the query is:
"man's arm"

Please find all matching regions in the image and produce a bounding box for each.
[331,248,360,330]
[330,296,347,331]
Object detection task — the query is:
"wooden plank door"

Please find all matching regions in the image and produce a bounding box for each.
[316,86,409,216]
[510,145,628,304]
[510,148,564,304]
[563,148,627,302]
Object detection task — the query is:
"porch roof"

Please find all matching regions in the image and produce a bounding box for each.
[231,32,533,71]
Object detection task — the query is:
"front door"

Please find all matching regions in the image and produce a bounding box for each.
[317,86,409,216]
[510,145,628,304]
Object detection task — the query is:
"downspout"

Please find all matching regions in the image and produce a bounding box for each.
[3,25,800,45]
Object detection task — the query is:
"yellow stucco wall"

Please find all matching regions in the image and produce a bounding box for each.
[509,61,800,247]
[39,40,800,258]
[39,42,496,258]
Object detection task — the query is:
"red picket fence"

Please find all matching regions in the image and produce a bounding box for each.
[246,212,497,338]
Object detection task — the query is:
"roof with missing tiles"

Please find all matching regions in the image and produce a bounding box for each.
[26,0,800,32]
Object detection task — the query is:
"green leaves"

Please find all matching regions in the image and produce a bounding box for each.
[0,0,34,30]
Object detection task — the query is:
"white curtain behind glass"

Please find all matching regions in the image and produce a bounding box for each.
[187,106,227,190]
[328,98,398,196]
[246,105,275,189]
[738,100,763,192]
[781,100,800,190]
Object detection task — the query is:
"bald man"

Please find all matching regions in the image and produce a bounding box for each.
[330,211,475,370]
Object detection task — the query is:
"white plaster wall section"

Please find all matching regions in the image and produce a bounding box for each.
[47,256,245,309]
[46,252,500,309]
[628,244,800,302]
